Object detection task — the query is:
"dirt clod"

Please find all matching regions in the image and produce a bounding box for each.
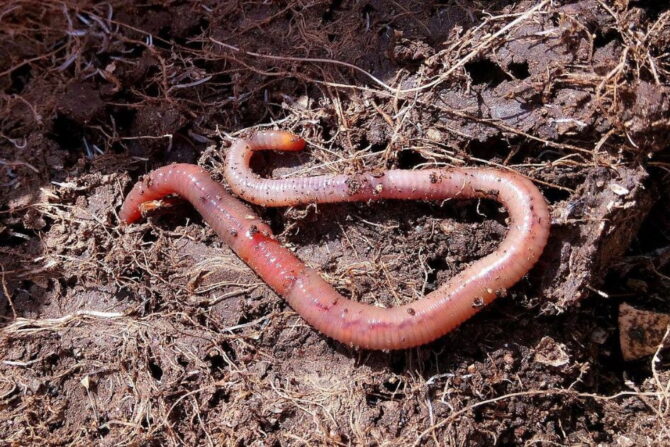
[619,303,670,361]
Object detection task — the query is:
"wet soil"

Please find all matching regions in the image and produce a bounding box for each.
[1,1,669,445]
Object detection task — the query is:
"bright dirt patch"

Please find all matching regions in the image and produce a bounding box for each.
[1,1,669,445]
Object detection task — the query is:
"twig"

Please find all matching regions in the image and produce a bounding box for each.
[3,310,125,334]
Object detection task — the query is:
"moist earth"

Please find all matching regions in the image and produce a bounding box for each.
[1,1,669,445]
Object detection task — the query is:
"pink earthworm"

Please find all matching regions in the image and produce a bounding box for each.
[121,131,550,350]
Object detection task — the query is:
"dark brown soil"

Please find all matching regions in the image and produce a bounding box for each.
[1,1,669,445]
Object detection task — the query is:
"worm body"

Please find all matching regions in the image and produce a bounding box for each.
[121,130,550,350]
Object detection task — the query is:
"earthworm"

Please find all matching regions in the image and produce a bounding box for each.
[121,131,550,350]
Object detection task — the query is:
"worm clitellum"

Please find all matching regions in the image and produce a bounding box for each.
[121,131,550,350]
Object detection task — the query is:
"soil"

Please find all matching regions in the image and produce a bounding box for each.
[1,0,669,445]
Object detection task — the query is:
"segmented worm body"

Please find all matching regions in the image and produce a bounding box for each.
[121,131,550,350]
